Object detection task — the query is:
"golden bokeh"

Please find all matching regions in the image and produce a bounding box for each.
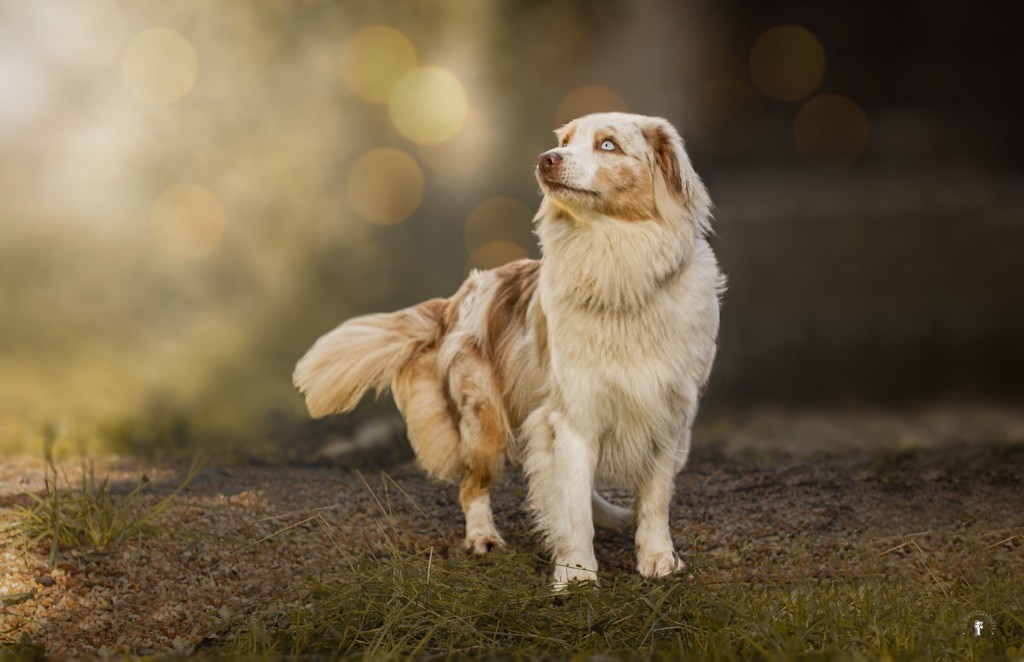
[556,85,628,125]
[150,184,227,259]
[271,0,328,15]
[388,66,469,145]
[417,108,491,178]
[467,241,529,272]
[688,79,764,155]
[33,0,127,71]
[347,147,424,225]
[340,26,417,104]
[121,28,199,105]
[794,94,869,168]
[62,133,123,192]
[749,25,826,102]
[464,196,535,253]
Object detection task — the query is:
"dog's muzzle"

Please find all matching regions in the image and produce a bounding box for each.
[537,150,563,177]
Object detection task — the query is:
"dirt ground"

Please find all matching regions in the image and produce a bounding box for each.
[1,405,1022,655]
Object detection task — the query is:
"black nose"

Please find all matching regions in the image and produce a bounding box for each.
[538,150,562,174]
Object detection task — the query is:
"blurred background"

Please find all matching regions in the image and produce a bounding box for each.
[1,0,1021,460]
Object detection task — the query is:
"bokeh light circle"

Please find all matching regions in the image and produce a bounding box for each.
[468,241,529,272]
[464,196,535,253]
[150,184,227,259]
[556,85,628,125]
[749,25,826,102]
[121,28,198,105]
[688,79,764,155]
[340,26,417,104]
[347,147,425,225]
[389,66,469,145]
[794,94,869,168]
[417,108,491,178]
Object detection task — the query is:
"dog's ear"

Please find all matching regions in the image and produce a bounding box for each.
[645,121,684,198]
[644,118,711,234]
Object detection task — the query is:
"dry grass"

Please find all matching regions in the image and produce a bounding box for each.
[224,531,1024,659]
[1,413,1022,658]
[223,477,1024,659]
[5,435,199,567]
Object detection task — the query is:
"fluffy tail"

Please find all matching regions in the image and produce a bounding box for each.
[293,299,444,418]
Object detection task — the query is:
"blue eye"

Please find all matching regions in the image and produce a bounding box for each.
[600,140,616,151]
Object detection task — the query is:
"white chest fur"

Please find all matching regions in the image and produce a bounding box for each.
[537,213,722,482]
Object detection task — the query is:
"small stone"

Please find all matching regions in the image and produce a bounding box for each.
[35,575,56,587]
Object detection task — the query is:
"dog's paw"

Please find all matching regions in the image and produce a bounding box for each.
[637,549,685,578]
[551,577,600,592]
[551,563,599,591]
[463,530,506,555]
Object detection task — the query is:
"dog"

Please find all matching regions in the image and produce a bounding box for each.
[294,112,723,586]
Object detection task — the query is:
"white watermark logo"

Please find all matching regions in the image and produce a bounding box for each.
[961,609,995,638]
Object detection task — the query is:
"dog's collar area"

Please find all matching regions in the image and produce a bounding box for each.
[561,249,691,316]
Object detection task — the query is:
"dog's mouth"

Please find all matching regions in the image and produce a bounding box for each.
[537,173,598,197]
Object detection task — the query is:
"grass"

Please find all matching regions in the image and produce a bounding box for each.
[5,434,199,566]
[2,423,1021,657]
[225,543,1023,659]
[222,483,1024,659]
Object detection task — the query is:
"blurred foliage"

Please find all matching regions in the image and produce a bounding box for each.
[0,0,1021,458]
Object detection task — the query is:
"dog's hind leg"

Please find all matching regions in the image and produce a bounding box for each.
[392,349,462,482]
[396,346,506,553]
[449,350,509,554]
[459,470,504,554]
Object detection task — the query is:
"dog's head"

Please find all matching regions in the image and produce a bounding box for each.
[535,113,709,230]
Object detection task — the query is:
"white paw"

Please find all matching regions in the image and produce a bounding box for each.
[463,530,506,555]
[637,549,685,578]
[551,562,599,590]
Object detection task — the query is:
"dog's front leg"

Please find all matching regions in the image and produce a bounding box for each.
[523,407,599,588]
[635,455,685,578]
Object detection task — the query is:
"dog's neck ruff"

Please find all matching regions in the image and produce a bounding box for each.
[535,201,699,314]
